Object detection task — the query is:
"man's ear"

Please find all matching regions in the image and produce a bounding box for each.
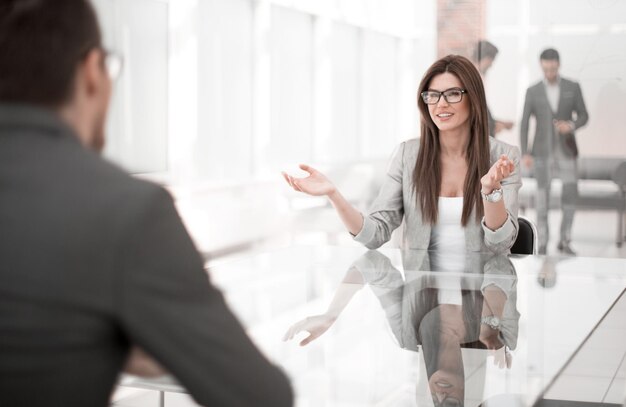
[81,48,106,97]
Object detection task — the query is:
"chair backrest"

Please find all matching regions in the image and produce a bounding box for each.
[511,216,537,255]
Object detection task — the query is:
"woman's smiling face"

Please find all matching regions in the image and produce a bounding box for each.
[426,72,470,134]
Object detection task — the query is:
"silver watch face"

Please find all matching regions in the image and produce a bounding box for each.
[484,188,503,203]
[482,316,501,329]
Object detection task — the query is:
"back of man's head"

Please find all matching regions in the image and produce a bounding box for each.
[539,48,560,62]
[474,40,498,62]
[0,0,102,108]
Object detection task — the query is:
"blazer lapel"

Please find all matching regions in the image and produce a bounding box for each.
[556,80,566,116]
[539,82,556,116]
[464,208,483,252]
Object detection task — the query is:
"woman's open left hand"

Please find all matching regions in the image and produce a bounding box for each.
[481,154,515,192]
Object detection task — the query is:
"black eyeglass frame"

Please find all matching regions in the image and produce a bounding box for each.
[420,87,467,105]
[78,46,124,81]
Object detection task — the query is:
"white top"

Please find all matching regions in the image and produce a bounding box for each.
[429,197,466,305]
[544,77,560,113]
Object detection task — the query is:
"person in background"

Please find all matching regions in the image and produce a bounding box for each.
[520,48,589,255]
[473,40,514,138]
[284,55,522,255]
[0,1,292,406]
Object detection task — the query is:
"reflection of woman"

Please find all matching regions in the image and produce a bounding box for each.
[283,55,521,253]
[284,250,519,406]
[416,259,517,406]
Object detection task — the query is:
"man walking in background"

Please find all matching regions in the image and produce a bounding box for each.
[473,40,514,138]
[0,1,292,406]
[520,48,589,255]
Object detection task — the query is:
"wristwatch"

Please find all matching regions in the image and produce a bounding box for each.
[481,187,503,203]
[481,315,501,330]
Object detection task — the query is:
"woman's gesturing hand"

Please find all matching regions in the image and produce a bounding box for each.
[282,314,337,346]
[282,164,336,197]
[481,154,515,193]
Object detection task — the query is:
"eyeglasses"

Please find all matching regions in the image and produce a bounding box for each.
[421,88,466,105]
[103,50,124,81]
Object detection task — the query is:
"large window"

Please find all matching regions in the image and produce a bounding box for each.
[197,0,253,181]
[94,0,434,183]
[360,31,399,158]
[93,0,169,173]
[324,22,360,163]
[269,6,314,171]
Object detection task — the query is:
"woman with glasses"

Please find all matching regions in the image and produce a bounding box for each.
[283,55,521,254]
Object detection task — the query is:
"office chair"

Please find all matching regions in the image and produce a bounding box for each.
[510,215,538,255]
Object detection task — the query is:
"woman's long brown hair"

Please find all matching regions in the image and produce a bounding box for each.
[413,55,490,226]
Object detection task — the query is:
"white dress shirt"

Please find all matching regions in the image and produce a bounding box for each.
[544,77,560,113]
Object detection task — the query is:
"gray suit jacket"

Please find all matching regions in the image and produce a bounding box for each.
[0,105,292,407]
[354,138,522,253]
[520,77,589,158]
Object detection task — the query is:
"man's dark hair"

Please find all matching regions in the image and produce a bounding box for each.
[0,0,102,107]
[539,48,560,62]
[473,40,498,62]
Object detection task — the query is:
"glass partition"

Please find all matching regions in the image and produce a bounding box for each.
[92,0,169,173]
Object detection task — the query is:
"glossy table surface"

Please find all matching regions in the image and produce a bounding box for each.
[123,246,626,406]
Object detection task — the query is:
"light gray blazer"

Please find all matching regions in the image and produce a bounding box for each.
[354,137,522,253]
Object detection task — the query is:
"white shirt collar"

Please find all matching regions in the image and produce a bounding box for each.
[543,75,561,87]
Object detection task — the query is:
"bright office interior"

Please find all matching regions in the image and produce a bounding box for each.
[91,0,626,258]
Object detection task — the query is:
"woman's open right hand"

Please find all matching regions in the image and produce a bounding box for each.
[282,164,336,196]
[282,314,337,346]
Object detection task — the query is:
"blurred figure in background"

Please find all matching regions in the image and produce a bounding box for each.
[0,1,292,406]
[520,48,589,255]
[473,40,514,138]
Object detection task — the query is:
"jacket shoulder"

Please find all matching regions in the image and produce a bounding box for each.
[52,144,172,216]
[560,77,577,85]
[81,149,164,194]
[561,77,581,89]
[404,138,419,154]
[528,81,543,92]
[394,138,419,169]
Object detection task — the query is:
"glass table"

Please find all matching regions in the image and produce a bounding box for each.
[120,246,626,406]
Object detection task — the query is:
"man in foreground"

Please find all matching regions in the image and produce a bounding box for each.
[0,1,293,405]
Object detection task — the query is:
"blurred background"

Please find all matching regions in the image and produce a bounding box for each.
[90,0,626,258]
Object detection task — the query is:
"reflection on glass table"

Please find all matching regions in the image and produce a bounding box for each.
[117,246,626,407]
[284,250,520,407]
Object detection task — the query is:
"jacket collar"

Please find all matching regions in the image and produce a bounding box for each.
[0,103,80,145]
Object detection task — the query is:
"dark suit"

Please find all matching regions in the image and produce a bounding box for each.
[0,105,293,407]
[520,77,588,158]
[519,78,589,249]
